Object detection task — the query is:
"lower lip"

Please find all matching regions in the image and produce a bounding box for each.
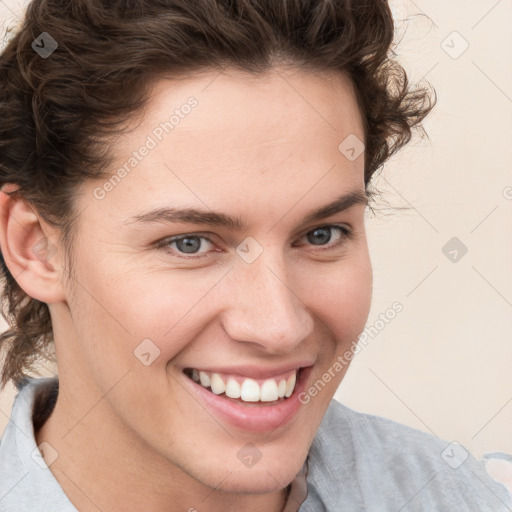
[183,366,313,433]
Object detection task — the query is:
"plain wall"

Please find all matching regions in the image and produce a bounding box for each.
[0,0,511,459]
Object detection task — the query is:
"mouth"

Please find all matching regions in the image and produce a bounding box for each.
[182,363,313,431]
[183,367,305,407]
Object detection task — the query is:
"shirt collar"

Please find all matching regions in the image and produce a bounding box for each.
[0,377,77,511]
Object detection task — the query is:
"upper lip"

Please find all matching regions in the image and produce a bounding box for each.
[183,361,315,380]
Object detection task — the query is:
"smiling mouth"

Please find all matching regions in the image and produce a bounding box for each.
[183,367,305,406]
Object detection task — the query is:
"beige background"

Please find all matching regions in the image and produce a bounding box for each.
[1,0,511,459]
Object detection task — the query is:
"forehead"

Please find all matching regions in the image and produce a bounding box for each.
[142,66,364,149]
[78,66,366,224]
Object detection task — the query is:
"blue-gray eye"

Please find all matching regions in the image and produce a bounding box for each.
[304,226,350,246]
[168,235,214,254]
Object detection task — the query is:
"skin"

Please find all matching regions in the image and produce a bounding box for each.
[0,66,372,511]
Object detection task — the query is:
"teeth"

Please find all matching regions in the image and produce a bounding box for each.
[284,373,296,398]
[225,378,241,399]
[190,369,299,403]
[277,379,286,398]
[210,373,226,395]
[260,379,279,402]
[241,378,261,402]
[199,371,211,388]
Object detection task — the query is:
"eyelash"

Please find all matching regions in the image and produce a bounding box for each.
[154,224,354,260]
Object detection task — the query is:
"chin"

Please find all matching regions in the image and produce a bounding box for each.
[210,467,297,495]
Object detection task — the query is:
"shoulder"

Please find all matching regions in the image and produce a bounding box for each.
[301,399,512,512]
[0,377,73,512]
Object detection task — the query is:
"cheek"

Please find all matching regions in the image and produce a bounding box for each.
[67,257,230,373]
[302,252,373,346]
[294,254,372,415]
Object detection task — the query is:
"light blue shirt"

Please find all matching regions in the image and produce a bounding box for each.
[1,377,510,511]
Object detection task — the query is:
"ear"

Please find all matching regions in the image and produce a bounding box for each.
[0,183,67,304]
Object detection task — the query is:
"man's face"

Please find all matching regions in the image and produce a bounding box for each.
[56,67,372,494]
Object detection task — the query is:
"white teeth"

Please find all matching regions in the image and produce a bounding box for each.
[199,371,211,388]
[225,378,241,399]
[191,369,299,403]
[284,373,296,398]
[260,379,279,402]
[241,378,260,402]
[278,379,286,398]
[210,373,226,395]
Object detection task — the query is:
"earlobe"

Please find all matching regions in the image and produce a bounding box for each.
[0,183,67,304]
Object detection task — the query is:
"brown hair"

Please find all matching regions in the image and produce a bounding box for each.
[0,0,435,389]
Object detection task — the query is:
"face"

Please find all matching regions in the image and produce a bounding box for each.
[53,66,373,495]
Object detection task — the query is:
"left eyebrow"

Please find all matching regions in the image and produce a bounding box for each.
[124,188,370,230]
[301,189,370,224]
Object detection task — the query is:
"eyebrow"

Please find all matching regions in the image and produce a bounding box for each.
[124,189,370,230]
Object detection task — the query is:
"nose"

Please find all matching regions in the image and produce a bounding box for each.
[221,251,314,354]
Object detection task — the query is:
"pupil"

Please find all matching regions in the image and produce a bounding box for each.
[308,227,331,245]
[177,237,200,253]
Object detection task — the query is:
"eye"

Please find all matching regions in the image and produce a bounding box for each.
[156,233,216,257]
[296,224,353,249]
